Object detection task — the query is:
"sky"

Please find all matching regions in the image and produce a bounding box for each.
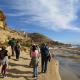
[0,0,80,44]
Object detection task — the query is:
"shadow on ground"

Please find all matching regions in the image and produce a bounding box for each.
[7,68,33,80]
[9,62,30,68]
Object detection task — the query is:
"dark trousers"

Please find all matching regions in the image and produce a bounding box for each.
[1,64,7,76]
[41,57,48,73]
[15,50,20,59]
[11,46,15,56]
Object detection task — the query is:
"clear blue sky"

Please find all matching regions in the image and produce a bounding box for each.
[0,0,80,44]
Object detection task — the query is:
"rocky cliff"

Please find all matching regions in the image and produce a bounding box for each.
[0,10,7,29]
[0,10,66,48]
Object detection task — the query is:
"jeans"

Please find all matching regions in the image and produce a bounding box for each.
[33,65,38,77]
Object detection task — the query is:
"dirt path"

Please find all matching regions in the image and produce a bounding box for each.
[0,48,61,80]
[38,58,61,80]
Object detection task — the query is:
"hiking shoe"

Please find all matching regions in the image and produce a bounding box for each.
[3,76,7,78]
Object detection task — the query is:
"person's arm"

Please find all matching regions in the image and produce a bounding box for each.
[19,43,21,50]
[8,40,11,46]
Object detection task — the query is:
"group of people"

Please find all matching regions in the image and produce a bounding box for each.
[0,38,51,78]
[8,38,21,60]
[30,43,51,77]
[0,38,21,78]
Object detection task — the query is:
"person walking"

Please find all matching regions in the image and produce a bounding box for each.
[8,38,17,56]
[15,41,21,60]
[0,46,9,78]
[30,45,40,77]
[40,43,51,73]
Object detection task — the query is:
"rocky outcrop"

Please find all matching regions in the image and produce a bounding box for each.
[0,10,7,29]
[0,29,31,47]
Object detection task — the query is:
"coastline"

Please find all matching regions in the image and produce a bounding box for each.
[57,54,80,80]
[0,47,62,80]
[51,47,80,80]
[59,62,80,80]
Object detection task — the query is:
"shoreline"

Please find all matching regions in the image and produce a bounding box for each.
[57,55,80,80]
[52,48,80,80]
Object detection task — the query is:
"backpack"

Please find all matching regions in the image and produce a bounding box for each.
[0,53,4,60]
[0,50,7,60]
[43,46,49,57]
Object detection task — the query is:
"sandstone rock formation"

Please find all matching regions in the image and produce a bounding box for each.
[0,10,7,29]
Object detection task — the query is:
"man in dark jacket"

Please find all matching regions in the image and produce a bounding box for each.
[40,43,50,73]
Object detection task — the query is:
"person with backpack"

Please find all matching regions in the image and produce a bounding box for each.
[0,46,9,78]
[30,44,40,77]
[8,38,17,56]
[40,43,51,73]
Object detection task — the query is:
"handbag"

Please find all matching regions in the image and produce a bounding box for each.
[47,54,51,62]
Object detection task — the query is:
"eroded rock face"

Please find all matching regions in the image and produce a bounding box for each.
[0,10,7,29]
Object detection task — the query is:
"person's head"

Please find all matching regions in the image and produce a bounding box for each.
[32,45,37,52]
[32,43,35,46]
[41,43,46,47]
[17,41,19,43]
[12,38,15,40]
[16,41,19,46]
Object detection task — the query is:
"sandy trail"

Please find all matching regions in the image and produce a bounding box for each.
[0,48,61,80]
